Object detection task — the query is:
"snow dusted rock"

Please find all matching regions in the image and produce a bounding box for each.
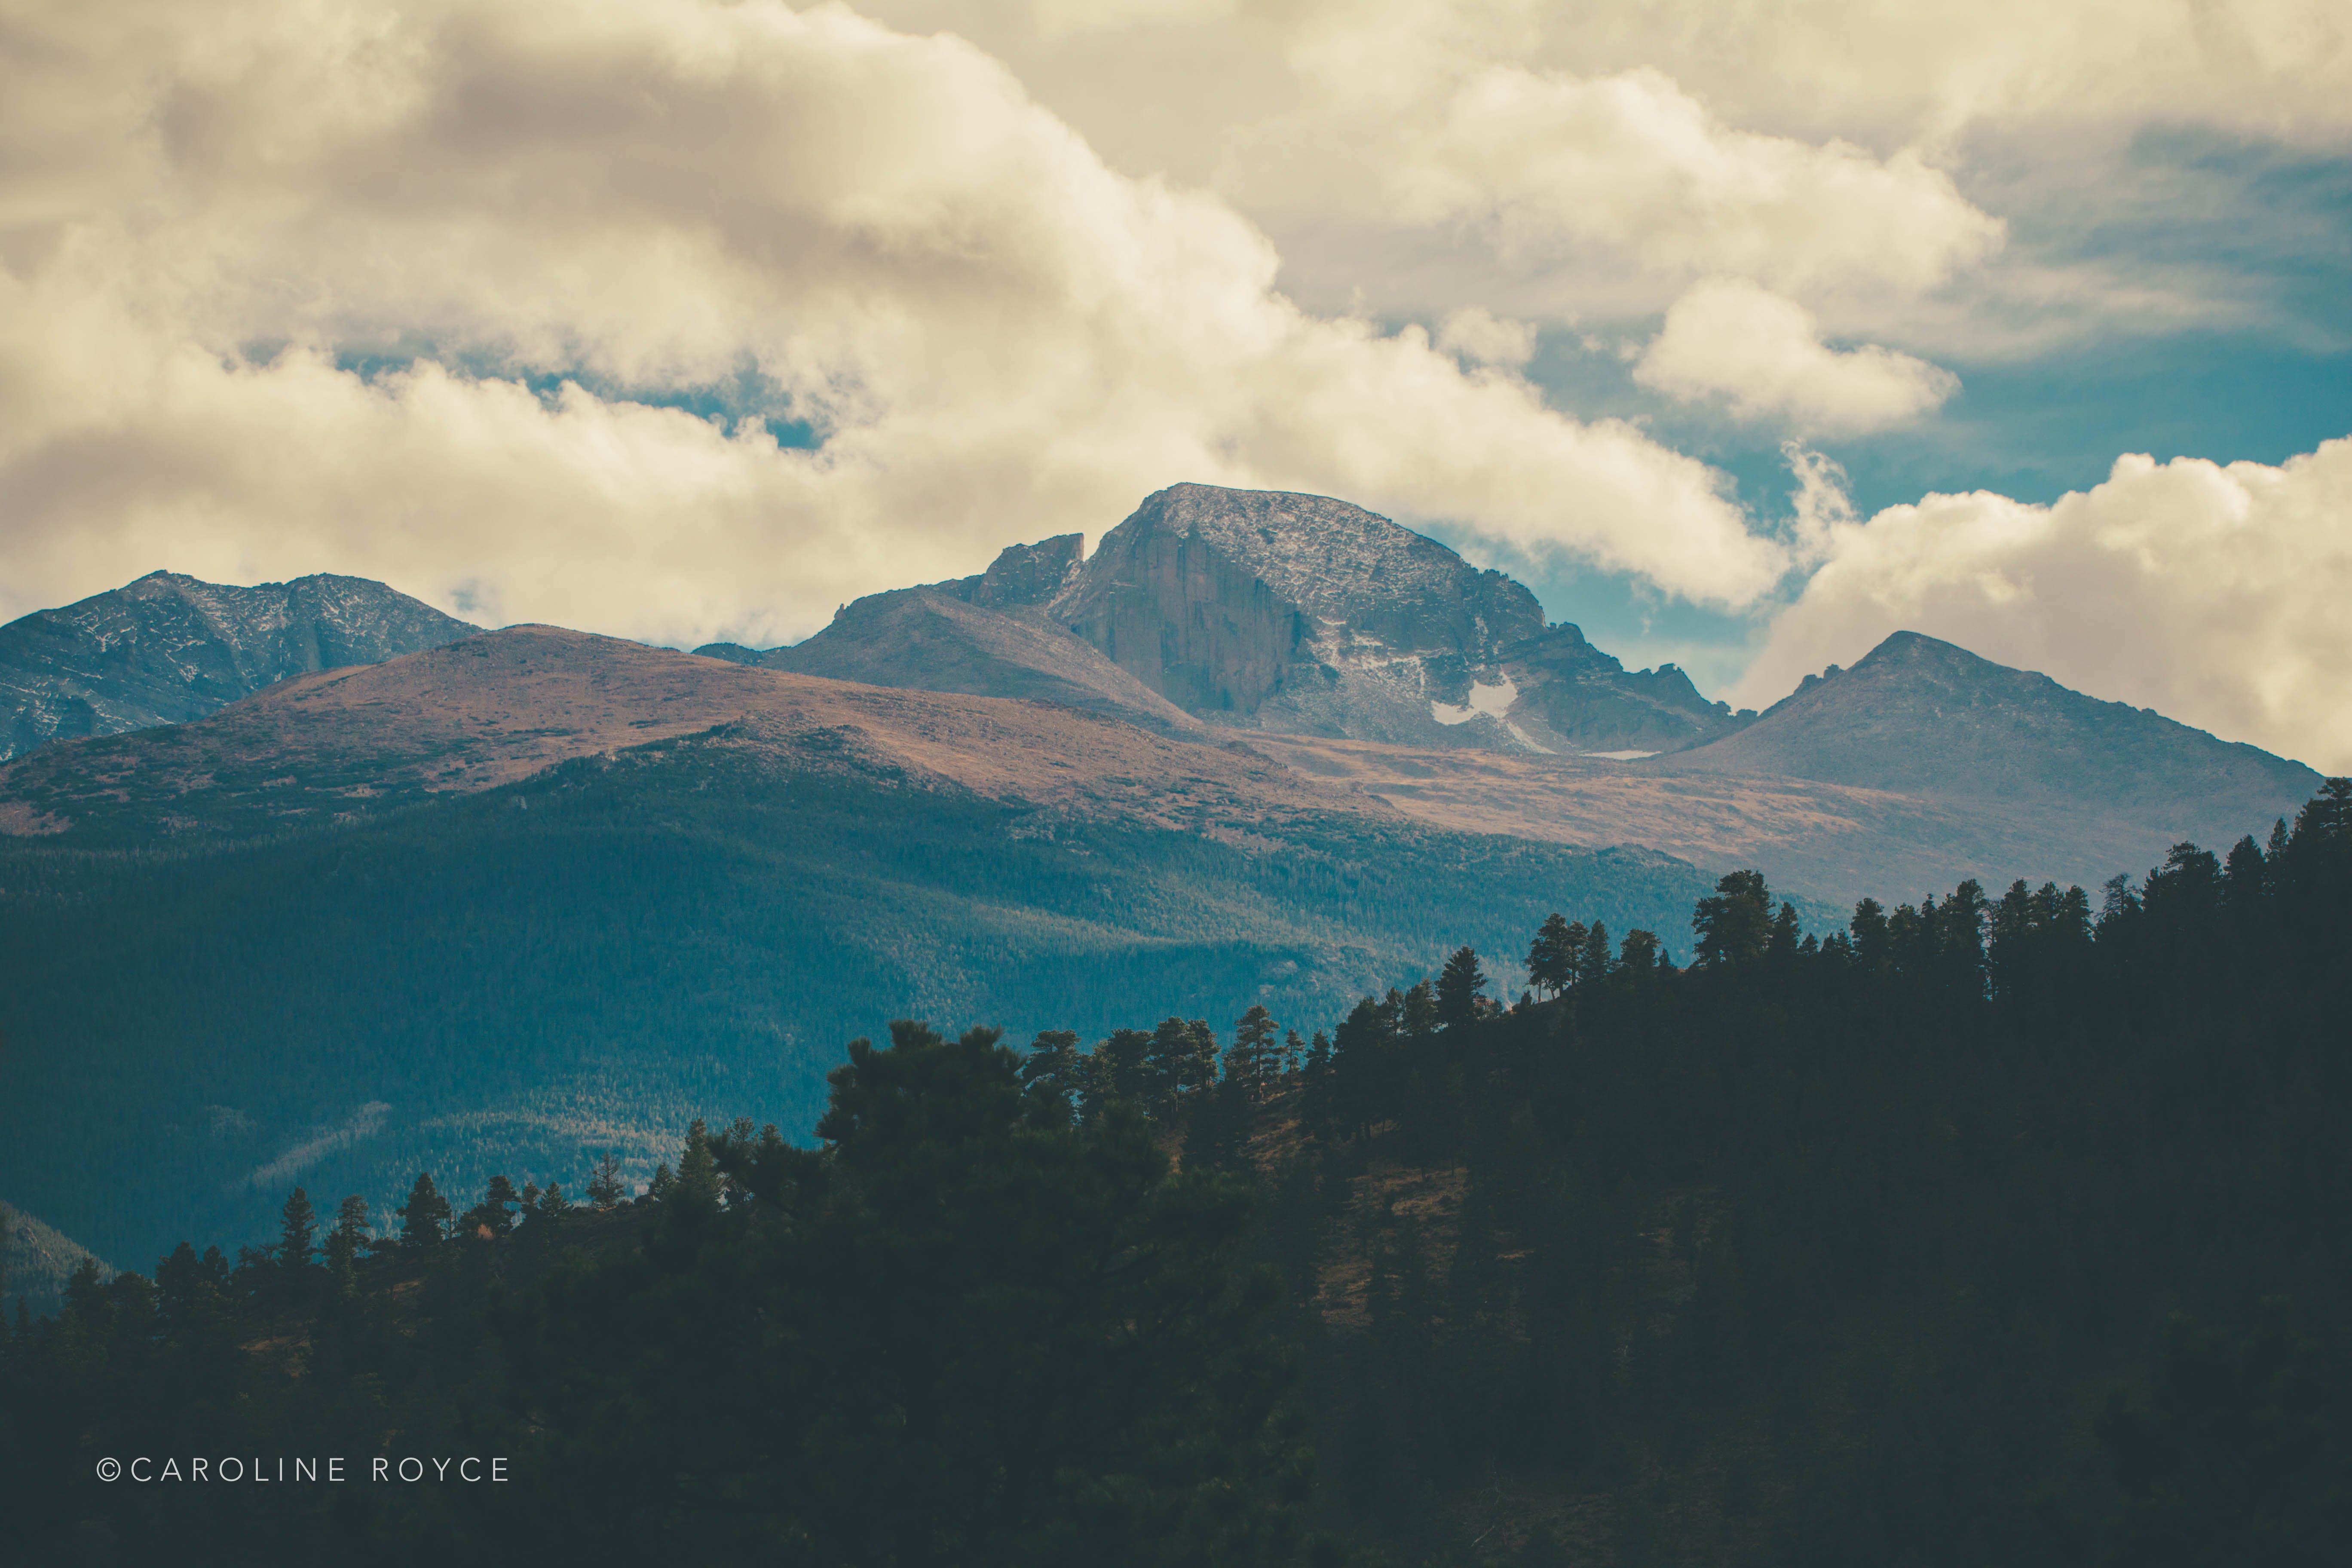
[0,570,479,760]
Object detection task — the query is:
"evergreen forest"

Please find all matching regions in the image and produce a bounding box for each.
[0,736,1729,1269]
[4,780,2348,1566]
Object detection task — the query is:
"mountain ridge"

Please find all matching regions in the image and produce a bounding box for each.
[0,569,479,762]
[1668,629,2319,808]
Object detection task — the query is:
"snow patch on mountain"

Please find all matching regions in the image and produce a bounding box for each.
[1432,674,1519,726]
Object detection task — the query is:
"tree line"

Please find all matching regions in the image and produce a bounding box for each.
[6,779,2349,1565]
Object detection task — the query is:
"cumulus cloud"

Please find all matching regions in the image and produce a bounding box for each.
[1633,279,1960,433]
[1369,65,2002,301]
[1736,440,2352,772]
[0,0,1788,646]
[1531,0,2352,149]
[877,0,2346,355]
[1435,306,1537,368]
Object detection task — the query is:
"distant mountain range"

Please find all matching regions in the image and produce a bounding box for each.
[0,569,478,762]
[0,489,2333,1265]
[1,487,2325,897]
[691,482,2320,900]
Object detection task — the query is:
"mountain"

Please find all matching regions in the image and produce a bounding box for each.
[1239,631,2321,905]
[752,538,1201,734]
[1654,631,2322,882]
[0,569,479,763]
[0,625,1326,843]
[0,628,1724,1266]
[1671,631,2318,808]
[726,485,1745,756]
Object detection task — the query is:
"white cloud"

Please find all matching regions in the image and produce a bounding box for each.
[1634,279,1960,433]
[1736,439,2352,773]
[1435,306,1536,368]
[1369,65,2003,301]
[0,0,1790,647]
[1532,0,2352,149]
[868,0,2346,353]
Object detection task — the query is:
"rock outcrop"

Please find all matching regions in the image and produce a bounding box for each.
[0,570,479,761]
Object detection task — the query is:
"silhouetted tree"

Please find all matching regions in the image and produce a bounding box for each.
[1527,914,1582,997]
[585,1154,625,1210]
[398,1171,451,1248]
[1436,945,1488,1026]
[277,1188,317,1277]
[322,1195,368,1296]
[1693,870,1773,967]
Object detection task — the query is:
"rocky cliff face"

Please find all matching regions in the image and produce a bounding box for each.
[752,483,1742,756]
[1043,484,1740,754]
[718,484,1743,755]
[0,571,480,761]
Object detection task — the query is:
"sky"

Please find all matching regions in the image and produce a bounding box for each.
[1,0,2348,767]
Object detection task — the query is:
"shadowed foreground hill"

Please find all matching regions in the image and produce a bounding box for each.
[7,783,2346,1566]
[0,631,1721,1268]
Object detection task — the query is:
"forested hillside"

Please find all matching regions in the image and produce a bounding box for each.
[8,781,2345,1566]
[0,729,1722,1271]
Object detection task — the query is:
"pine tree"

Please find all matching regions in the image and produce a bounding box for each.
[323,1195,368,1297]
[1693,870,1773,966]
[1575,920,1612,987]
[1300,1028,1334,1136]
[462,1175,522,1239]
[1143,1018,1192,1114]
[536,1182,572,1221]
[1231,1005,1278,1096]
[1526,914,1581,997]
[674,1120,723,1215]
[2292,775,2352,846]
[1436,945,1488,1026]
[2223,833,2267,907]
[398,1172,451,1248]
[1402,980,1439,1038]
[278,1187,317,1275]
[1281,1028,1306,1078]
[1019,1028,1083,1112]
[585,1153,625,1210]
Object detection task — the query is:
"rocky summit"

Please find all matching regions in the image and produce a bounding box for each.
[723,483,1745,756]
[0,569,479,761]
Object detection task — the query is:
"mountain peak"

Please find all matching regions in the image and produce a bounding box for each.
[1103,482,1544,642]
[0,570,479,762]
[1675,631,2317,827]
[758,483,1741,756]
